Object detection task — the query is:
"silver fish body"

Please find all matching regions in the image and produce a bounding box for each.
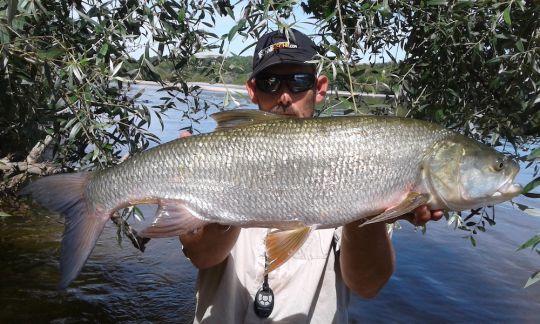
[90,116,449,227]
[21,110,522,287]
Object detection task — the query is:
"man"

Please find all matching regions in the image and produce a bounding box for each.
[180,29,443,323]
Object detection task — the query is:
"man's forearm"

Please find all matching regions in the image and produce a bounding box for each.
[179,224,241,269]
[340,221,395,298]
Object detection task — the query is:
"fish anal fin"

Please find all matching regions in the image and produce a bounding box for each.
[265,226,313,274]
[362,192,430,226]
[140,200,208,238]
[211,109,293,131]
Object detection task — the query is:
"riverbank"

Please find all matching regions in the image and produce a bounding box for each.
[133,80,249,94]
[133,80,392,98]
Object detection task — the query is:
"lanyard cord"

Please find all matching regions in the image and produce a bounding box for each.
[262,253,270,290]
[253,249,274,318]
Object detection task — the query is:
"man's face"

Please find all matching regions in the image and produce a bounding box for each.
[246,64,328,118]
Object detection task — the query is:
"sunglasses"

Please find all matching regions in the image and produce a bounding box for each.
[255,73,316,94]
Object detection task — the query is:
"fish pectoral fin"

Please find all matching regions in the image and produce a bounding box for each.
[361,192,430,226]
[211,109,293,131]
[265,226,314,274]
[140,200,209,238]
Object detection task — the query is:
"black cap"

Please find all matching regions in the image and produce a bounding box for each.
[250,29,318,79]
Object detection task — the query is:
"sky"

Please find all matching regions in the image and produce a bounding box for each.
[200,4,315,57]
[205,4,404,63]
[132,2,404,64]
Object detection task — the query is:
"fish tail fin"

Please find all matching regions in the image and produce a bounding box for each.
[20,173,109,289]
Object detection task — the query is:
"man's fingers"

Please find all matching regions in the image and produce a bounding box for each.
[413,205,431,224]
[410,206,445,226]
[431,210,444,221]
[387,206,445,226]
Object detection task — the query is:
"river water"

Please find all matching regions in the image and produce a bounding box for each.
[1,84,539,323]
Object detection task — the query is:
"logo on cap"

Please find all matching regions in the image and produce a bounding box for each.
[258,42,298,59]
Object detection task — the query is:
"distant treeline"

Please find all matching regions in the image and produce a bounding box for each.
[124,56,396,92]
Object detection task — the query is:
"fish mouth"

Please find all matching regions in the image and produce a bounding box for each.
[493,182,523,198]
[492,176,523,199]
[491,160,522,199]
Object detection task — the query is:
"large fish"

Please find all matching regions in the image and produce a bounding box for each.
[21,110,522,288]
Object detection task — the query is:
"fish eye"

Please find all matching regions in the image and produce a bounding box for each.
[493,158,505,171]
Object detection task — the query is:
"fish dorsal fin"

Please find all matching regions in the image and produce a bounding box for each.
[140,200,208,238]
[265,226,314,274]
[361,192,430,226]
[211,109,292,131]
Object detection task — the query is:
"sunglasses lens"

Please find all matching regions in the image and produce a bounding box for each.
[256,76,281,94]
[288,74,315,93]
[255,73,316,94]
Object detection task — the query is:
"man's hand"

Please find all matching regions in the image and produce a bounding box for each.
[404,206,444,227]
[180,224,241,269]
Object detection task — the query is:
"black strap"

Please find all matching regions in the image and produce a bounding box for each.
[253,254,274,318]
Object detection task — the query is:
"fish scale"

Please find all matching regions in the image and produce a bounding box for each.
[89,115,451,227]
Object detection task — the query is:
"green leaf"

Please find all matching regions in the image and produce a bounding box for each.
[99,43,109,57]
[223,92,230,106]
[434,109,444,123]
[75,8,99,27]
[524,271,540,288]
[225,6,235,20]
[469,235,477,247]
[517,234,540,251]
[133,206,145,222]
[228,19,246,42]
[69,122,83,140]
[36,47,64,60]
[526,147,540,161]
[0,211,13,217]
[523,177,540,194]
[178,8,185,22]
[7,0,18,24]
[144,59,159,75]
[426,0,448,5]
[516,39,525,52]
[503,6,512,26]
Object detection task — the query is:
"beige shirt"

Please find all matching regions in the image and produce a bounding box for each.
[193,227,350,323]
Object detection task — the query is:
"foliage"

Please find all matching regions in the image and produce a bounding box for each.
[517,234,540,287]
[303,0,539,138]
[0,0,218,192]
[1,0,539,284]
